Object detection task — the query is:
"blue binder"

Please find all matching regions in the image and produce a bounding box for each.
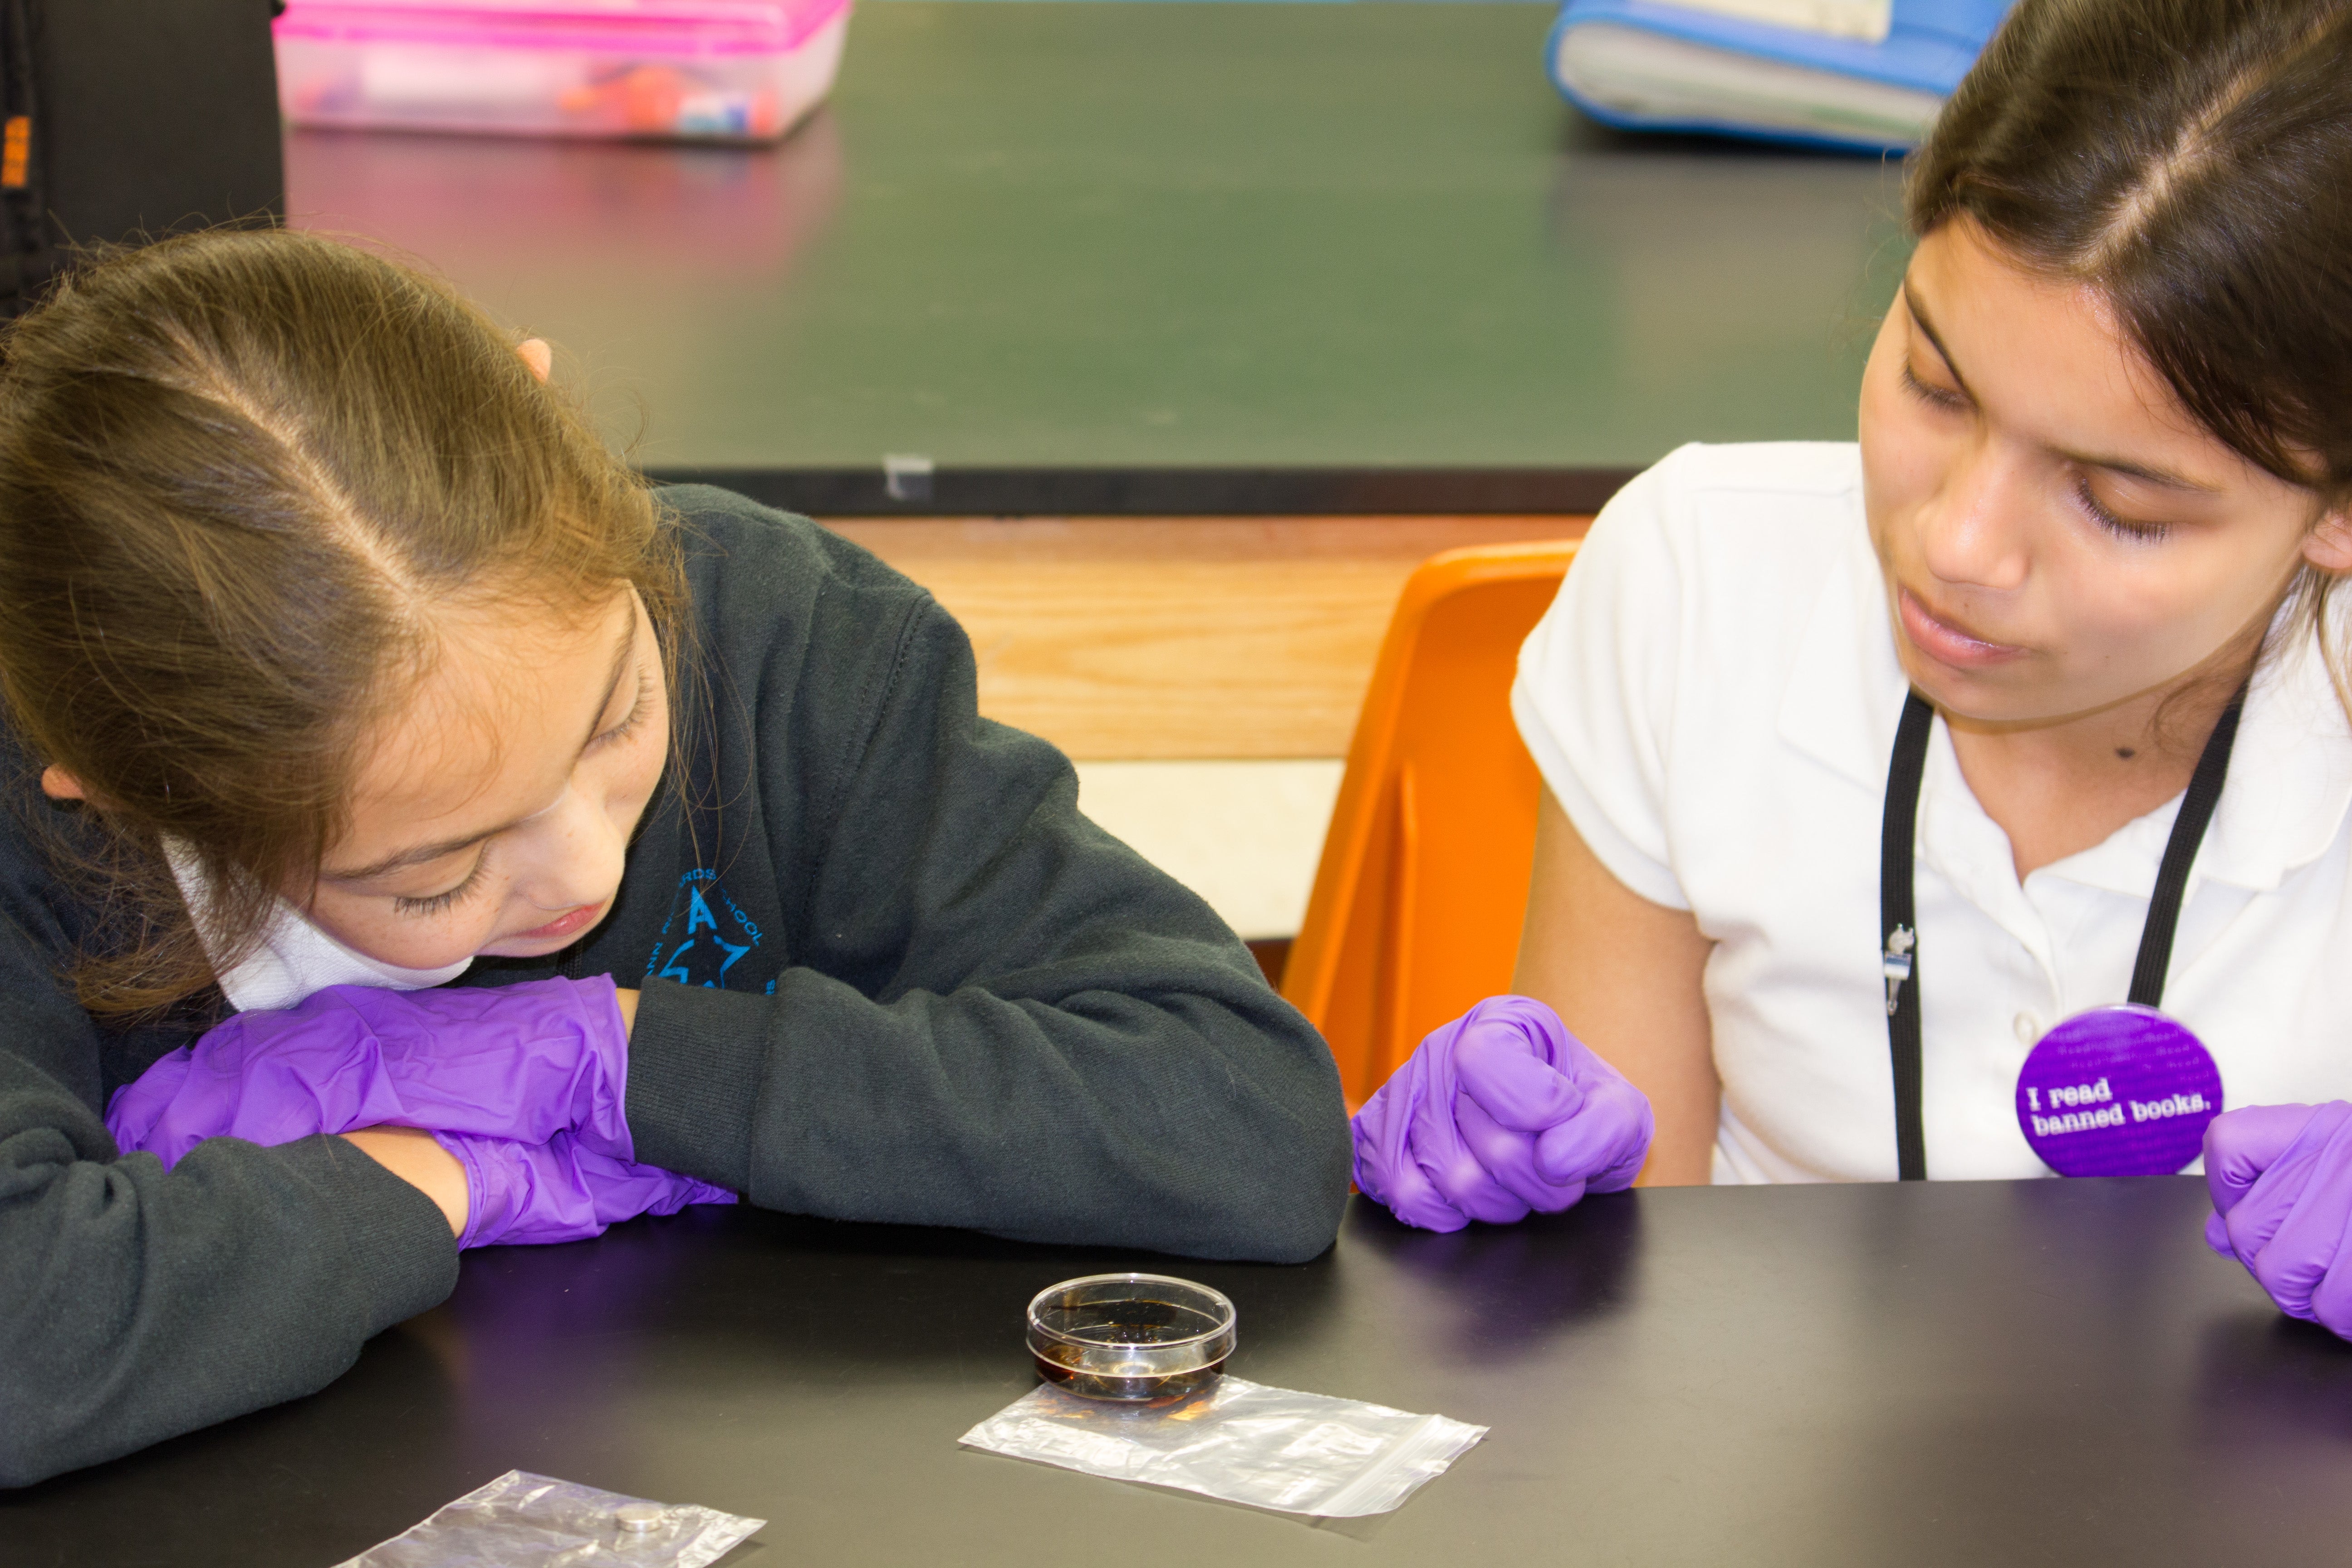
[1547,0,2014,155]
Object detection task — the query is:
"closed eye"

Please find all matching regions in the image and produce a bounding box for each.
[587,668,652,754]
[2073,475,2171,544]
[393,850,490,918]
[1899,361,1970,413]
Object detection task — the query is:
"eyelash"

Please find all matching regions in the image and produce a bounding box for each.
[391,669,650,916]
[1901,363,2171,544]
[395,853,488,918]
[591,669,652,752]
[1899,362,1968,412]
[2073,476,2170,544]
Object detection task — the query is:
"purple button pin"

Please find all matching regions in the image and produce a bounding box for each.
[2015,1005,2221,1177]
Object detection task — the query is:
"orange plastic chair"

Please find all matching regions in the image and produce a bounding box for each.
[1282,540,1581,1109]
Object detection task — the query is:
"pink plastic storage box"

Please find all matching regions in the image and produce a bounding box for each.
[274,0,850,143]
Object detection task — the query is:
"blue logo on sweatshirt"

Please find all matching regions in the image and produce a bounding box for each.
[646,870,771,992]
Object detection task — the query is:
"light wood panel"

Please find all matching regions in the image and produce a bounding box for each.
[821,516,1592,759]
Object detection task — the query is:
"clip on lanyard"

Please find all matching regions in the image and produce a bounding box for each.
[1877,684,2246,1180]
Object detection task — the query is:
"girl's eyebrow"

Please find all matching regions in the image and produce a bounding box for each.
[2062,449,2215,493]
[1902,283,1973,398]
[578,615,640,753]
[329,830,497,884]
[325,616,640,884]
[1905,280,2213,495]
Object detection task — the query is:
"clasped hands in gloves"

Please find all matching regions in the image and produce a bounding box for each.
[2204,1100,2352,1338]
[107,975,733,1249]
[1351,995,1654,1233]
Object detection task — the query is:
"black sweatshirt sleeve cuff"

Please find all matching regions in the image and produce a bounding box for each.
[277,1134,462,1335]
[625,978,770,1191]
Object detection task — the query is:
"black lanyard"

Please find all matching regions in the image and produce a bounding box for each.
[1878,686,2246,1180]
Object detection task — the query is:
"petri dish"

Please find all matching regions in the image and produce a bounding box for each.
[1026,1273,1238,1403]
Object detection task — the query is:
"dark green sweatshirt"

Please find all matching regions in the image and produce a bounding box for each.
[0,487,1350,1486]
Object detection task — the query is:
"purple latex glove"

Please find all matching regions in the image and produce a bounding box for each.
[110,976,639,1166]
[439,1129,725,1249]
[108,976,733,1246]
[1351,995,1653,1233]
[2202,1101,2352,1336]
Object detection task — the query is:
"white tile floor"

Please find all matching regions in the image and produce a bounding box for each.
[1073,759,1346,941]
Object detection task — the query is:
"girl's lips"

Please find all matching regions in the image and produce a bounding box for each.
[510,900,607,944]
[1897,587,2025,671]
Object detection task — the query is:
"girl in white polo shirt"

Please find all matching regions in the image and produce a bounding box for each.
[1350,0,2352,1327]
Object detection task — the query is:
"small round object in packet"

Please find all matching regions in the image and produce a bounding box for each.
[1026,1273,1236,1404]
[614,1503,665,1533]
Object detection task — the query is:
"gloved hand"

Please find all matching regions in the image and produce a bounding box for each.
[108,976,734,1247]
[1351,995,1653,1233]
[439,1128,728,1249]
[109,976,637,1169]
[2203,1101,2352,1336]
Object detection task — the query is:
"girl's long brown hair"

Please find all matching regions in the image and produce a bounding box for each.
[0,228,686,1017]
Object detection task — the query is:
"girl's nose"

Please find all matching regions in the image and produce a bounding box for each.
[1915,441,2030,594]
[510,785,625,916]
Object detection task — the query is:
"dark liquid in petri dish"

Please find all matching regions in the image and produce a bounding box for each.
[1033,1348,1228,1403]
[1032,1297,1228,1403]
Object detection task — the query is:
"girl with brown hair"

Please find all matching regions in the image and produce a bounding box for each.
[0,228,1349,1484]
[1353,0,2352,1334]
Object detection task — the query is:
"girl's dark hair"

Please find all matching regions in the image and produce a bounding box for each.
[1910,0,2352,495]
[0,228,687,1016]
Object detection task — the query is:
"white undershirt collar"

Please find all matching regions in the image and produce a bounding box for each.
[163,838,473,1013]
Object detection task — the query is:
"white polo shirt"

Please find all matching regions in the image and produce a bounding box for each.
[1512,441,2352,1184]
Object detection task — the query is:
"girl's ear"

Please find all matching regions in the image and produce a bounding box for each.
[2307,506,2352,574]
[39,766,85,800]
[518,338,552,383]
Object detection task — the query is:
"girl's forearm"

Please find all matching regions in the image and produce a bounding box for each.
[1512,789,1720,1186]
[339,1126,467,1236]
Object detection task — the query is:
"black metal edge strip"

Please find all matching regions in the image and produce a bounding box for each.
[640,466,1640,517]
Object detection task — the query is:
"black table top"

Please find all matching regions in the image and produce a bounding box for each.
[12,1179,2349,1567]
[282,2,1906,491]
